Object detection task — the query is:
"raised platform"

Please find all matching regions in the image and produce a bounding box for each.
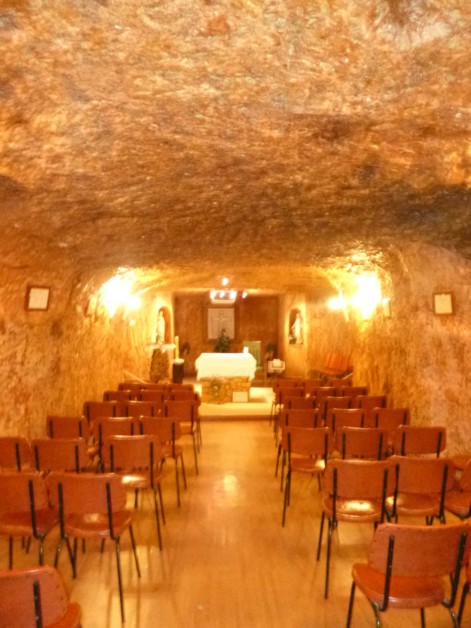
[196,383,273,421]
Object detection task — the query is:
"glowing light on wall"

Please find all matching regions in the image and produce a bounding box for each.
[350,273,382,319]
[99,275,141,318]
[327,292,347,311]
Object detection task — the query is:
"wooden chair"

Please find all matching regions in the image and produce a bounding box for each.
[393,425,446,457]
[92,417,138,470]
[346,522,468,628]
[386,455,456,524]
[126,400,164,418]
[373,408,410,452]
[0,565,82,628]
[353,395,387,426]
[302,379,324,396]
[140,417,187,507]
[272,387,306,438]
[31,438,92,474]
[325,408,365,450]
[46,416,90,441]
[165,399,200,473]
[316,459,393,599]
[117,381,142,397]
[82,400,120,424]
[281,427,332,527]
[338,386,368,400]
[103,389,132,403]
[0,471,58,569]
[319,395,352,421]
[310,386,336,401]
[102,435,165,550]
[48,471,141,623]
[445,459,471,521]
[337,427,389,461]
[0,436,32,471]
[275,409,321,477]
[458,560,471,626]
[139,390,166,403]
[286,396,317,410]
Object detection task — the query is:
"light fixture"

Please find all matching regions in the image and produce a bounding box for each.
[210,290,237,304]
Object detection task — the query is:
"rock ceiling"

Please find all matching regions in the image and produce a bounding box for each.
[0,0,470,294]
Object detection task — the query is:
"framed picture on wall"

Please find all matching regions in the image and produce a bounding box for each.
[433,292,454,315]
[207,308,235,339]
[25,286,51,311]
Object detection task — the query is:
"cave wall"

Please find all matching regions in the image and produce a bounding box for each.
[351,244,471,456]
[0,268,172,439]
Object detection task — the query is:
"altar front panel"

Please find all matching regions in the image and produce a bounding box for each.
[195,352,257,380]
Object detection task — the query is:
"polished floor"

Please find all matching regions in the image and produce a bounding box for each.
[2,420,470,627]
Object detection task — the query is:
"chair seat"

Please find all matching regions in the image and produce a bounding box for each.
[291,457,325,475]
[162,444,183,458]
[179,424,195,435]
[445,491,471,518]
[0,509,58,537]
[64,511,133,538]
[48,602,82,628]
[386,494,440,517]
[120,471,162,490]
[322,496,384,522]
[352,563,446,608]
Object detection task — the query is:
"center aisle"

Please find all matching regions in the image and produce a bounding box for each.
[64,421,462,627]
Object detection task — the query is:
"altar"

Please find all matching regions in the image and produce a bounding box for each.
[195,352,257,404]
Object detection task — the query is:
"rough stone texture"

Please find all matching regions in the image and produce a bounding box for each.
[0,2,470,450]
[201,376,250,404]
[0,0,470,288]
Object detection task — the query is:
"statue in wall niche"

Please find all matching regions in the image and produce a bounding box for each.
[156,310,166,344]
[289,312,303,344]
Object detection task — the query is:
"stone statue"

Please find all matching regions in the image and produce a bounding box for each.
[156,310,166,343]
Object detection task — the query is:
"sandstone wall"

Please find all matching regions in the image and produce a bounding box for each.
[0,267,172,439]
[352,245,471,456]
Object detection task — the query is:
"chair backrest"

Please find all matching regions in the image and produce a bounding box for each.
[286,397,317,410]
[117,381,142,397]
[83,400,119,423]
[103,390,132,402]
[46,416,90,441]
[320,396,352,420]
[328,376,353,388]
[310,387,337,400]
[0,565,81,628]
[0,436,32,471]
[0,471,50,514]
[140,416,182,442]
[277,387,305,405]
[282,427,333,458]
[353,395,387,411]
[139,383,167,391]
[373,408,410,435]
[94,417,137,443]
[459,459,471,491]
[125,400,160,418]
[338,427,389,460]
[390,455,456,494]
[31,438,90,473]
[102,435,162,474]
[393,425,446,457]
[368,521,468,577]
[302,379,324,395]
[279,409,320,429]
[48,471,127,515]
[338,386,368,399]
[164,400,197,423]
[323,459,394,501]
[326,408,365,433]
[273,379,304,391]
[139,390,166,403]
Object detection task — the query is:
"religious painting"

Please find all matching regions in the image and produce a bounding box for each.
[207,307,235,340]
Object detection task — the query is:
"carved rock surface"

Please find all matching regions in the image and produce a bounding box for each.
[0,0,470,291]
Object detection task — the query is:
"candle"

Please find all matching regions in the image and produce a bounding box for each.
[175,336,179,360]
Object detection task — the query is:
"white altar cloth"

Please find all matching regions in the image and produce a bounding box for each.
[195,353,257,381]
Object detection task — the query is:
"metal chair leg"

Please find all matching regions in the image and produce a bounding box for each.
[316,511,325,561]
[346,581,356,627]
